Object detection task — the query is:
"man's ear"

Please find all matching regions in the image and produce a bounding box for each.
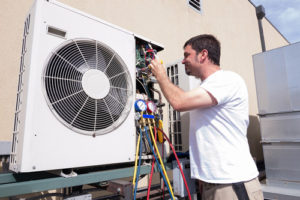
[198,49,208,62]
[201,49,208,60]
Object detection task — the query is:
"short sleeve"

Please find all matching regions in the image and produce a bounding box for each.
[200,71,244,105]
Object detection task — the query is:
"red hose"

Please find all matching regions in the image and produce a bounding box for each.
[162,140,165,200]
[147,157,155,200]
[147,127,157,200]
[158,128,192,200]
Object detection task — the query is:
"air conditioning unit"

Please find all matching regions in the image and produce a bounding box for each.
[166,61,201,153]
[10,0,163,172]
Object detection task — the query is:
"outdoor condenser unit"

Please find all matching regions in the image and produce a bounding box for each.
[10,0,163,172]
[166,61,201,153]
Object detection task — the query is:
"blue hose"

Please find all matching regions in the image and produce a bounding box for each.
[134,130,143,200]
[143,128,174,200]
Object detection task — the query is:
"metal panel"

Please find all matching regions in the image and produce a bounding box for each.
[10,0,142,173]
[263,142,300,182]
[64,194,92,200]
[172,159,196,198]
[0,165,151,198]
[107,180,132,200]
[284,43,300,110]
[0,141,11,155]
[262,183,300,200]
[167,61,201,153]
[253,42,300,114]
[260,112,300,141]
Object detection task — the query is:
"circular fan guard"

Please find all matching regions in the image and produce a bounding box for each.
[43,39,133,136]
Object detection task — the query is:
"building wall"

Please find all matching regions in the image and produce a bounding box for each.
[0,1,31,142]
[0,0,289,161]
[263,18,289,51]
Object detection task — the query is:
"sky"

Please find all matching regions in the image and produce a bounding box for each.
[250,0,300,43]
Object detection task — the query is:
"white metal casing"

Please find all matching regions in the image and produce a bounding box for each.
[10,0,137,172]
[253,42,300,115]
[166,61,201,153]
[172,158,196,198]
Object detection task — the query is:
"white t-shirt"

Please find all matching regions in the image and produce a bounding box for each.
[189,70,258,183]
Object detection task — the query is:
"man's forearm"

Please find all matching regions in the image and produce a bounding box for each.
[157,76,185,111]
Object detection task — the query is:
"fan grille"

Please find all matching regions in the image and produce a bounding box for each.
[43,39,133,136]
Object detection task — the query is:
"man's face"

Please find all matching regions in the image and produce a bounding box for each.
[182,45,200,76]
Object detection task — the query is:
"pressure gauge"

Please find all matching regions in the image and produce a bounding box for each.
[147,101,157,113]
[135,99,147,112]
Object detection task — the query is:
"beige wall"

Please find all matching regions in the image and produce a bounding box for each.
[263,18,289,51]
[0,1,33,141]
[0,0,288,161]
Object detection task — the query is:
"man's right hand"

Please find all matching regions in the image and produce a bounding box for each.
[149,59,167,82]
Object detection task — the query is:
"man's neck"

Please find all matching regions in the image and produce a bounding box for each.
[198,64,220,81]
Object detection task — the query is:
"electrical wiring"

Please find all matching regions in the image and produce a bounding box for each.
[133,129,143,200]
[143,127,174,200]
[144,48,157,65]
[136,77,151,98]
[135,43,178,199]
[158,128,192,200]
[147,123,175,199]
[132,133,141,187]
[136,48,146,68]
[142,76,152,99]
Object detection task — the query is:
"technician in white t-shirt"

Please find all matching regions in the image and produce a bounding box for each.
[149,34,263,200]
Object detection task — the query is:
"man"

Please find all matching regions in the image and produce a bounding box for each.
[149,34,263,200]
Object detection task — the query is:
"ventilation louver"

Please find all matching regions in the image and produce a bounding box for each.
[189,0,201,12]
[43,39,133,136]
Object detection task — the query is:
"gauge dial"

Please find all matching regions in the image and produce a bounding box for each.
[135,99,147,112]
[147,101,157,113]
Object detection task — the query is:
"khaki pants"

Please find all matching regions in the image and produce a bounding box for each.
[201,178,263,200]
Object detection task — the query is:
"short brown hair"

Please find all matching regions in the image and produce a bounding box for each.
[184,34,221,66]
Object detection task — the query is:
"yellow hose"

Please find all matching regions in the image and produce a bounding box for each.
[132,134,141,187]
[148,121,175,199]
[157,119,164,143]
